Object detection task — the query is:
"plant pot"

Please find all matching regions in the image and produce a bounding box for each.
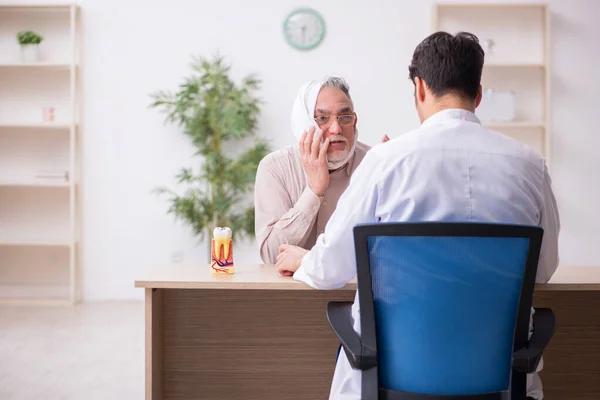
[20,44,39,63]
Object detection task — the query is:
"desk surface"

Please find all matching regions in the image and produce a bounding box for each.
[135,264,600,291]
[134,263,354,291]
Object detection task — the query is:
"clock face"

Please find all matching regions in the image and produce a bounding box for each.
[283,8,325,50]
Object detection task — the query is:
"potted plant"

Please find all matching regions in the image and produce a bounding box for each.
[149,54,271,260]
[17,30,44,63]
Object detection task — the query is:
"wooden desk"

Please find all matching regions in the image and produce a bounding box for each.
[135,265,600,400]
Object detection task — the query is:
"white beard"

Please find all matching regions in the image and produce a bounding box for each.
[327,131,357,170]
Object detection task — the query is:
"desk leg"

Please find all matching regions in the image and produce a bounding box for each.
[145,288,164,400]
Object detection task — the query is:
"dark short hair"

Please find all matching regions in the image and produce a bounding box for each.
[408,31,485,101]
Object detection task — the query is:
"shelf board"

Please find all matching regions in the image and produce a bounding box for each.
[0,4,74,9]
[0,181,70,188]
[0,123,74,130]
[0,297,71,306]
[0,62,75,69]
[482,122,545,129]
[0,240,71,247]
[0,284,70,305]
[436,3,547,9]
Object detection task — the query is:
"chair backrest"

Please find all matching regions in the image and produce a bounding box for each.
[353,222,542,396]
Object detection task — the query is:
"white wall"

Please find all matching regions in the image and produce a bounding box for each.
[18,0,595,300]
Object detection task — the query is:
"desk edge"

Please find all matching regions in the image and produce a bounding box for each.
[133,280,358,291]
[134,280,600,292]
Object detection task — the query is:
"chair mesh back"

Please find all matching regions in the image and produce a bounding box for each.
[367,235,529,395]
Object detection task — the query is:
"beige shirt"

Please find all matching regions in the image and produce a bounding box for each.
[254,142,370,264]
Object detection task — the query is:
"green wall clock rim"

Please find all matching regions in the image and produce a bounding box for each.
[283,7,326,51]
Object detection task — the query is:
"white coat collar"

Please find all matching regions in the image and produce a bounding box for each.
[421,108,481,129]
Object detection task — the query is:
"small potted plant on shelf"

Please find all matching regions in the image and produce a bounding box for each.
[17,30,44,63]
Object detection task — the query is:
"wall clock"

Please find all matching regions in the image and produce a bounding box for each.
[283,8,326,50]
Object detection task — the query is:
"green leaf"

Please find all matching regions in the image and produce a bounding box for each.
[149,53,272,243]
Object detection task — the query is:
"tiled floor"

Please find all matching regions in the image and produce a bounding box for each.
[0,301,145,400]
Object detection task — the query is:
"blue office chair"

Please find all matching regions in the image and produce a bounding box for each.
[327,222,556,400]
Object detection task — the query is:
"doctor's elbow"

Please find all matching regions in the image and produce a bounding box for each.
[535,262,559,284]
[307,272,353,291]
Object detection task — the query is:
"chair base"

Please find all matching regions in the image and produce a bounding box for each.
[380,389,510,400]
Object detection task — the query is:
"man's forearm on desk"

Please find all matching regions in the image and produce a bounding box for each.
[259,227,312,264]
[257,188,321,263]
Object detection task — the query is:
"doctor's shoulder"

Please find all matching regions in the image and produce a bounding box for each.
[369,128,422,157]
[482,126,547,169]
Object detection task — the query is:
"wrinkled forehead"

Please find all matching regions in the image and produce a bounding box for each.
[314,87,353,115]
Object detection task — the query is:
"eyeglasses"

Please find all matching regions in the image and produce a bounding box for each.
[313,113,356,127]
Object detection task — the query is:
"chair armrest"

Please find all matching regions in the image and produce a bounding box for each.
[326,301,376,370]
[513,308,556,373]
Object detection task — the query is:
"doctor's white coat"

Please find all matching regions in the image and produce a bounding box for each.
[293,108,560,400]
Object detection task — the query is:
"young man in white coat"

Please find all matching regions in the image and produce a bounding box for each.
[276,31,560,400]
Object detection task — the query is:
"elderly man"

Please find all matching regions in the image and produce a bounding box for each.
[277,32,560,400]
[254,77,385,264]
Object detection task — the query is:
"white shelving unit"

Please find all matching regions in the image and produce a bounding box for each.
[432,3,551,163]
[0,4,80,305]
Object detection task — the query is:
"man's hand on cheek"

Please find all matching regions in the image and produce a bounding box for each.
[299,126,330,197]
